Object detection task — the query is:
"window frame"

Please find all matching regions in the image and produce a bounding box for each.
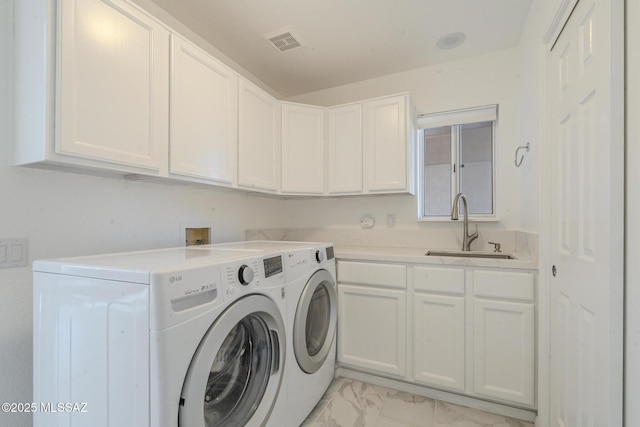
[416,105,498,222]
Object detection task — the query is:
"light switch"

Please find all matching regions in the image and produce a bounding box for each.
[0,239,28,268]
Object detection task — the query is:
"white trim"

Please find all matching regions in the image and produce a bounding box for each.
[417,105,497,129]
[543,0,579,48]
[626,0,640,424]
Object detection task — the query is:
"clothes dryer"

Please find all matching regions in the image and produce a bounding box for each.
[282,244,337,427]
[33,246,288,427]
[206,240,338,426]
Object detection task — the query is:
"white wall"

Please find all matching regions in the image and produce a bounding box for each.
[285,48,527,232]
[0,3,285,426]
[516,1,543,233]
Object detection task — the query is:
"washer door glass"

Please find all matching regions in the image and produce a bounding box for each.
[180,295,285,427]
[306,284,330,357]
[204,314,271,426]
[294,269,337,374]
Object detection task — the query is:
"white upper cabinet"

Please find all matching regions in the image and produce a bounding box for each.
[13,1,416,197]
[57,0,170,173]
[238,79,280,192]
[281,103,326,194]
[328,103,363,194]
[363,94,415,193]
[327,94,415,195]
[14,0,170,175]
[169,34,238,184]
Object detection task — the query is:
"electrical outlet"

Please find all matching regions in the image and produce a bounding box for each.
[0,238,28,268]
[386,214,396,228]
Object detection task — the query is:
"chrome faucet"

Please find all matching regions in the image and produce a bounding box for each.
[451,193,478,251]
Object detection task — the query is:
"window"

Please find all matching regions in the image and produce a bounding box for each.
[418,105,497,220]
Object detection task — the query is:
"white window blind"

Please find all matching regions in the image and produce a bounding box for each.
[417,105,497,129]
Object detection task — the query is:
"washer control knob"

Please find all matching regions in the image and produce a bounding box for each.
[315,249,325,263]
[238,265,254,285]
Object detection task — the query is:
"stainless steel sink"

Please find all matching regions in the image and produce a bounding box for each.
[425,250,515,260]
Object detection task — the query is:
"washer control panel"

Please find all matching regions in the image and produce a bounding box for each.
[220,255,285,299]
[151,264,224,329]
[238,264,254,285]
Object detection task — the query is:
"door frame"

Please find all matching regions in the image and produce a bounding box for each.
[625,0,640,425]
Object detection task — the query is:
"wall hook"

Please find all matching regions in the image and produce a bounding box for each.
[515,142,530,167]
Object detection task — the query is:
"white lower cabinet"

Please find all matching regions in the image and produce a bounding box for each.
[413,266,465,392]
[336,260,536,409]
[338,284,406,377]
[473,270,535,406]
[337,261,407,378]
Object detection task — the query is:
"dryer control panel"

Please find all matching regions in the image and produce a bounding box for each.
[284,245,335,281]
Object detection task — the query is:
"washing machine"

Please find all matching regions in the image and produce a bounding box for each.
[33,246,288,427]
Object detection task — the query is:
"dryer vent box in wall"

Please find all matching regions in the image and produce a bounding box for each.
[185,228,210,246]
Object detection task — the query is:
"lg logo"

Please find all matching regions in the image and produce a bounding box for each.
[169,275,183,283]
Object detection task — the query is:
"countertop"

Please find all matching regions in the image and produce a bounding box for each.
[334,245,538,270]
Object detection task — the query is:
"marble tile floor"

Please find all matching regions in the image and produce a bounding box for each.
[300,378,535,427]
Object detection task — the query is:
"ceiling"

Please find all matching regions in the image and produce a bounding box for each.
[149,0,532,98]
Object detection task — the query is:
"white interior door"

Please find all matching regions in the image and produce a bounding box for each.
[546,0,624,425]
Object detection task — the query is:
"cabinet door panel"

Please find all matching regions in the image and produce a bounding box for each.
[414,293,465,392]
[364,95,407,191]
[281,104,325,194]
[338,261,406,289]
[238,79,280,191]
[474,270,534,302]
[337,284,406,377]
[57,0,168,172]
[414,266,465,294]
[170,34,237,183]
[474,299,535,406]
[328,104,362,193]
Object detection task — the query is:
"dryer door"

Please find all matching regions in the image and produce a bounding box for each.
[180,294,285,427]
[294,269,337,374]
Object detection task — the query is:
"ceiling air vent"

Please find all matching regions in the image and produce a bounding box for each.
[265,29,303,52]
